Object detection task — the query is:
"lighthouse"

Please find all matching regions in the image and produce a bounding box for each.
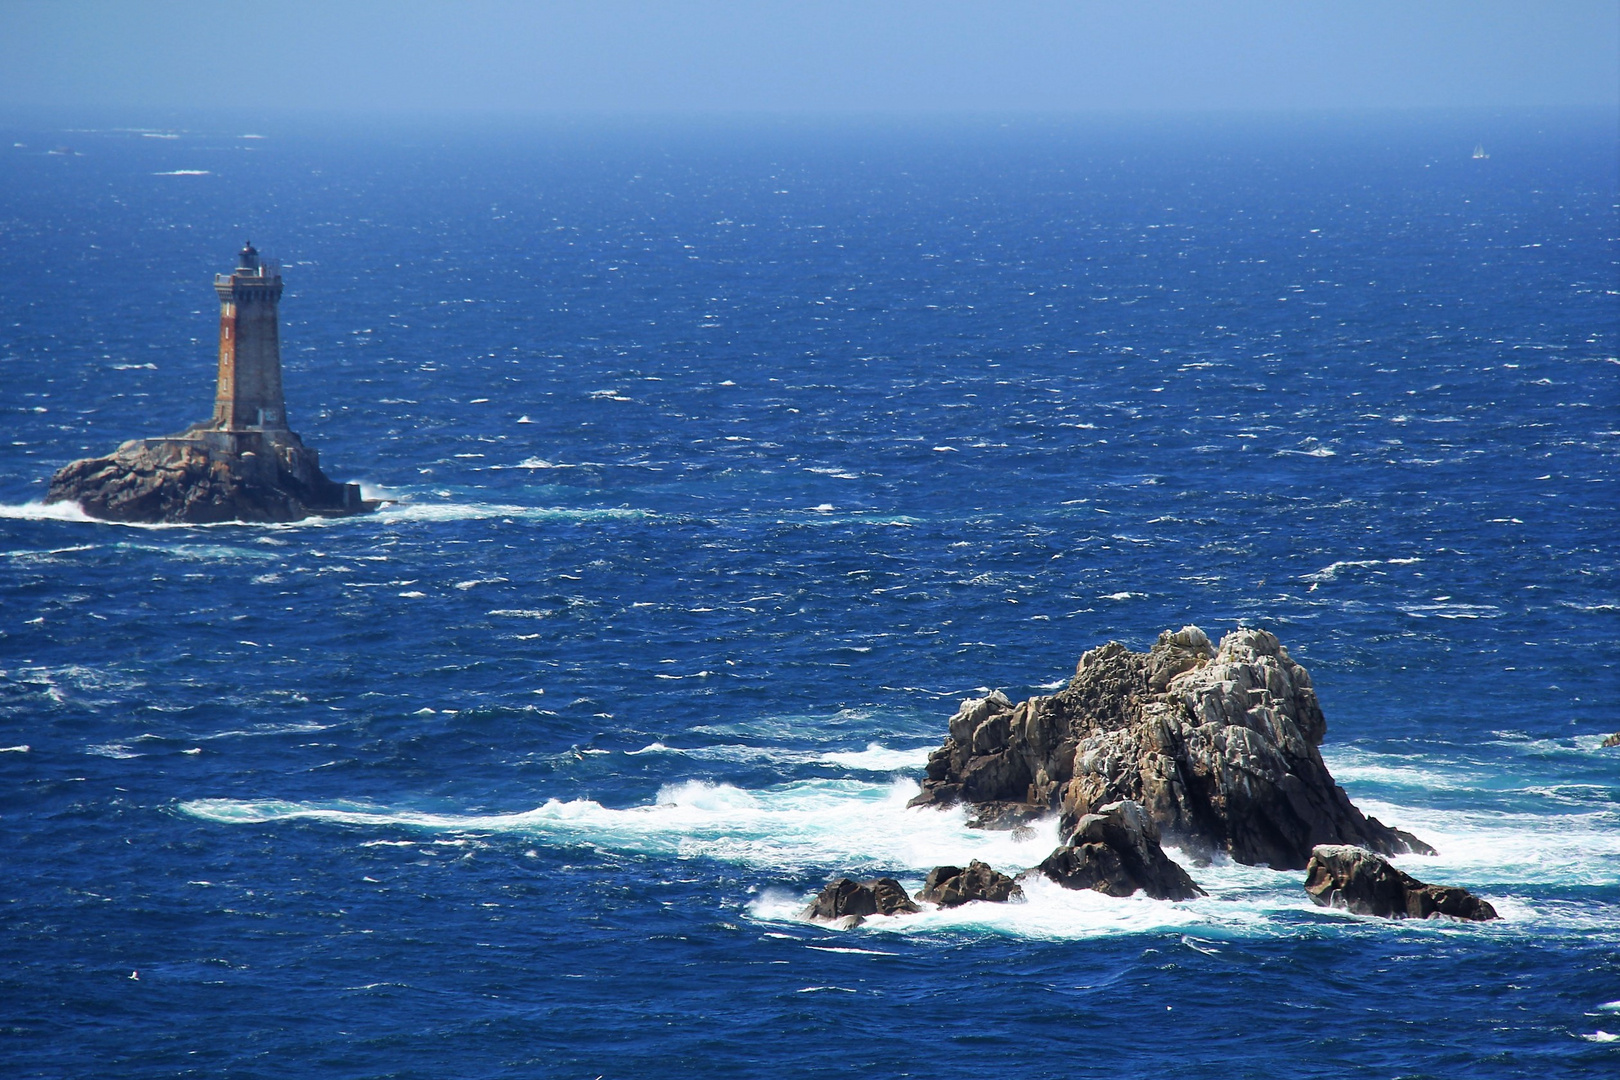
[212,241,288,431]
[43,242,375,522]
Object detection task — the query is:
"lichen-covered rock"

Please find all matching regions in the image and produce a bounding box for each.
[1304,845,1497,921]
[1032,799,1204,901]
[801,877,920,925]
[910,626,1432,870]
[919,861,1024,907]
[46,430,372,524]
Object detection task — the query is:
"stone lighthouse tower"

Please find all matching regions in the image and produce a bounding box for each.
[212,241,288,431]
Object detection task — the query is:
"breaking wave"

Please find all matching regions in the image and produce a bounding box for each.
[179,765,1616,941]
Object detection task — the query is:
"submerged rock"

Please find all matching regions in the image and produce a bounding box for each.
[1032,799,1205,901]
[1304,845,1498,921]
[910,626,1432,870]
[919,861,1024,907]
[802,877,920,925]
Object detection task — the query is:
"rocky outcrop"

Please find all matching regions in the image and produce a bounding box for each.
[802,877,920,926]
[1602,733,1620,749]
[1304,845,1498,921]
[46,429,373,524]
[1032,799,1204,901]
[919,861,1024,907]
[911,626,1432,870]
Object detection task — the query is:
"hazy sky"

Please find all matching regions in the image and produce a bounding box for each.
[2,0,1616,115]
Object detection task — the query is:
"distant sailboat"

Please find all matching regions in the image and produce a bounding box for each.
[1473,144,1489,160]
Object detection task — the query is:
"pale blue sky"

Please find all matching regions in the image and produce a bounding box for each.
[2,0,1615,114]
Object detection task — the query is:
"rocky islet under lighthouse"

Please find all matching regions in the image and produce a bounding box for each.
[46,243,375,524]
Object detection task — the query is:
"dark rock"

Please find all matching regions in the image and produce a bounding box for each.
[1303,845,1498,921]
[964,801,1047,831]
[802,877,920,924]
[910,626,1433,870]
[1602,733,1620,749]
[919,861,1024,907]
[47,430,373,524]
[1385,824,1439,857]
[1032,799,1205,901]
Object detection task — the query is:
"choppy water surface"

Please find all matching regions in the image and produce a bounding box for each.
[1,113,1616,1078]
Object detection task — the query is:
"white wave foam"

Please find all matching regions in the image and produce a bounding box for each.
[1399,602,1501,620]
[1326,743,1618,802]
[0,501,95,523]
[1300,556,1422,582]
[179,766,1618,940]
[376,501,648,524]
[1352,796,1620,891]
[181,778,1058,876]
[819,744,933,771]
[1321,748,1489,793]
[0,542,97,562]
[200,721,329,741]
[750,872,1262,940]
[0,500,361,531]
[115,540,281,563]
[624,741,931,772]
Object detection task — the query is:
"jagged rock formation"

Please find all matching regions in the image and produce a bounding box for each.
[911,626,1433,870]
[802,877,920,926]
[1032,799,1205,901]
[1304,845,1498,921]
[1602,733,1620,749]
[919,861,1024,907]
[47,429,370,524]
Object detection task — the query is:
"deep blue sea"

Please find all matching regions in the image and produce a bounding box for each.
[1,111,1617,1078]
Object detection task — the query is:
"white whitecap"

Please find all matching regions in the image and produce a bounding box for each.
[0,501,95,523]
[180,778,1059,878]
[621,740,930,772]
[819,743,933,771]
[377,501,647,523]
[177,765,1615,941]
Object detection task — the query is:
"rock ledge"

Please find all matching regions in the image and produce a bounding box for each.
[1304,845,1498,921]
[1032,799,1205,900]
[802,877,920,926]
[47,427,374,524]
[920,861,1024,907]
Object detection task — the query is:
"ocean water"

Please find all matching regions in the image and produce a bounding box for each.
[1,112,1616,1078]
